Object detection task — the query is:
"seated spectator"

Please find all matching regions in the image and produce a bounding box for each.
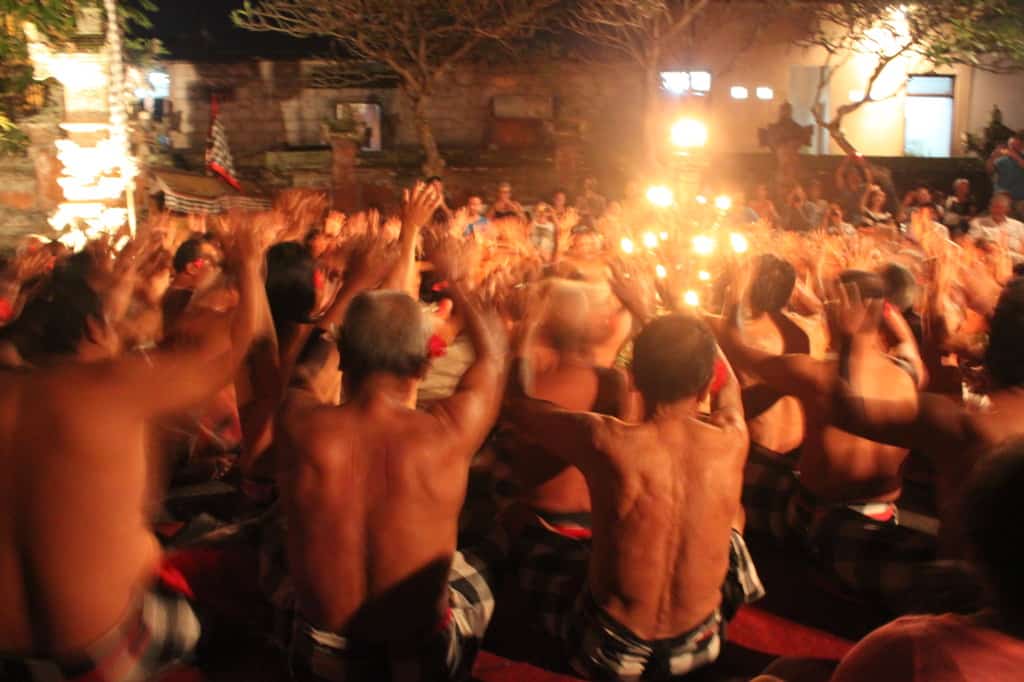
[576,176,607,220]
[551,188,571,222]
[970,192,1024,256]
[749,183,781,226]
[835,154,872,227]
[488,181,526,222]
[902,184,943,225]
[942,178,977,238]
[860,185,895,228]
[824,203,855,235]
[807,177,829,216]
[530,202,557,261]
[986,133,1024,218]
[781,185,822,232]
[463,194,490,237]
[831,440,1024,681]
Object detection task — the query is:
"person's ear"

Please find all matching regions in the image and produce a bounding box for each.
[436,298,454,321]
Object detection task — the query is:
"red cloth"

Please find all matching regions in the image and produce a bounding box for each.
[727,605,853,660]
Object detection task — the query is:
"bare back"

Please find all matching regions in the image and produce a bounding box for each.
[508,365,625,514]
[0,369,161,656]
[801,354,915,503]
[740,315,806,455]
[583,416,745,640]
[278,395,471,641]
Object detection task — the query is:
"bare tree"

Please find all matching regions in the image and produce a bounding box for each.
[233,0,558,176]
[799,0,1024,154]
[567,0,713,169]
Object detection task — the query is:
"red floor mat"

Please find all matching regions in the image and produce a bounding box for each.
[727,605,853,660]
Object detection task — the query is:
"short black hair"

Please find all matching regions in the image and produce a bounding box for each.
[339,290,430,389]
[16,275,102,356]
[963,439,1024,619]
[425,175,443,184]
[265,242,316,329]
[985,278,1024,388]
[749,254,796,315]
[172,238,205,273]
[881,263,918,312]
[838,269,886,300]
[632,314,716,407]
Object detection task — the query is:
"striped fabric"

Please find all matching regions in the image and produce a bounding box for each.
[206,114,241,191]
[0,584,200,682]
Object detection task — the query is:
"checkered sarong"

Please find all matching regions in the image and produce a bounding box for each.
[785,485,979,613]
[741,443,799,541]
[563,530,764,680]
[514,517,591,638]
[0,584,200,682]
[289,546,500,682]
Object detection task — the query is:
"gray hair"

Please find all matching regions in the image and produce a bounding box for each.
[339,290,430,387]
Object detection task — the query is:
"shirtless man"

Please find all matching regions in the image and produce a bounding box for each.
[276,276,508,681]
[505,314,764,679]
[717,269,942,611]
[833,277,1024,560]
[0,232,262,680]
[497,280,630,536]
[718,254,811,538]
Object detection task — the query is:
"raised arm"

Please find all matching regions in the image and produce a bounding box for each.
[831,283,969,451]
[428,276,510,458]
[99,225,265,419]
[381,182,440,296]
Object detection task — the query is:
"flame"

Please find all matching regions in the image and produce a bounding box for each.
[620,237,635,255]
[692,234,716,256]
[655,264,667,279]
[684,290,700,307]
[642,232,659,249]
[714,195,733,211]
[646,185,674,208]
[730,233,749,254]
[698,270,711,281]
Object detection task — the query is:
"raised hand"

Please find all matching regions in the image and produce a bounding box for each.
[829,280,883,340]
[402,181,442,234]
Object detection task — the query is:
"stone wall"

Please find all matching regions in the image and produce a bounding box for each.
[164,59,641,162]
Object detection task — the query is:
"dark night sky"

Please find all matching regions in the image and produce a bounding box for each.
[143,0,326,61]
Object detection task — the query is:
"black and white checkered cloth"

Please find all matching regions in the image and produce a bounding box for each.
[206,115,240,190]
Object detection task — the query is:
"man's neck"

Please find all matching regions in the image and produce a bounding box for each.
[648,397,701,423]
[352,373,419,409]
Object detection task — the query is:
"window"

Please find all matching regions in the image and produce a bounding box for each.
[730,86,749,100]
[904,75,954,157]
[756,87,774,100]
[660,70,712,96]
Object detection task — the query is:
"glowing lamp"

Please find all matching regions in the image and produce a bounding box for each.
[655,264,668,279]
[670,118,708,150]
[698,270,711,281]
[643,232,659,249]
[714,195,733,212]
[730,233,749,254]
[620,237,635,255]
[695,195,708,205]
[646,185,674,208]
[692,234,716,256]
[684,290,700,307]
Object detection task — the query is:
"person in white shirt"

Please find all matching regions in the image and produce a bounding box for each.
[970,192,1024,255]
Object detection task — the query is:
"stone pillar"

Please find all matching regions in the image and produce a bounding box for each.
[21,120,62,210]
[327,132,361,212]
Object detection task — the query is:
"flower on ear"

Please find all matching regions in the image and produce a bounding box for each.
[709,357,728,395]
[428,333,447,358]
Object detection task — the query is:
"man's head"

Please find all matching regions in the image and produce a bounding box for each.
[266,242,316,329]
[305,229,329,258]
[1009,135,1022,153]
[953,178,970,200]
[583,176,598,193]
[632,314,716,409]
[569,225,601,259]
[339,290,430,390]
[991,192,1012,221]
[963,440,1024,621]
[426,175,444,195]
[16,275,118,360]
[552,189,567,209]
[497,182,512,201]
[172,237,220,277]
[539,282,593,354]
[881,263,918,313]
[985,277,1024,389]
[749,254,796,316]
[467,195,485,217]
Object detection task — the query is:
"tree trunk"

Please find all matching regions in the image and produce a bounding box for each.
[410,91,445,178]
[641,58,663,173]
